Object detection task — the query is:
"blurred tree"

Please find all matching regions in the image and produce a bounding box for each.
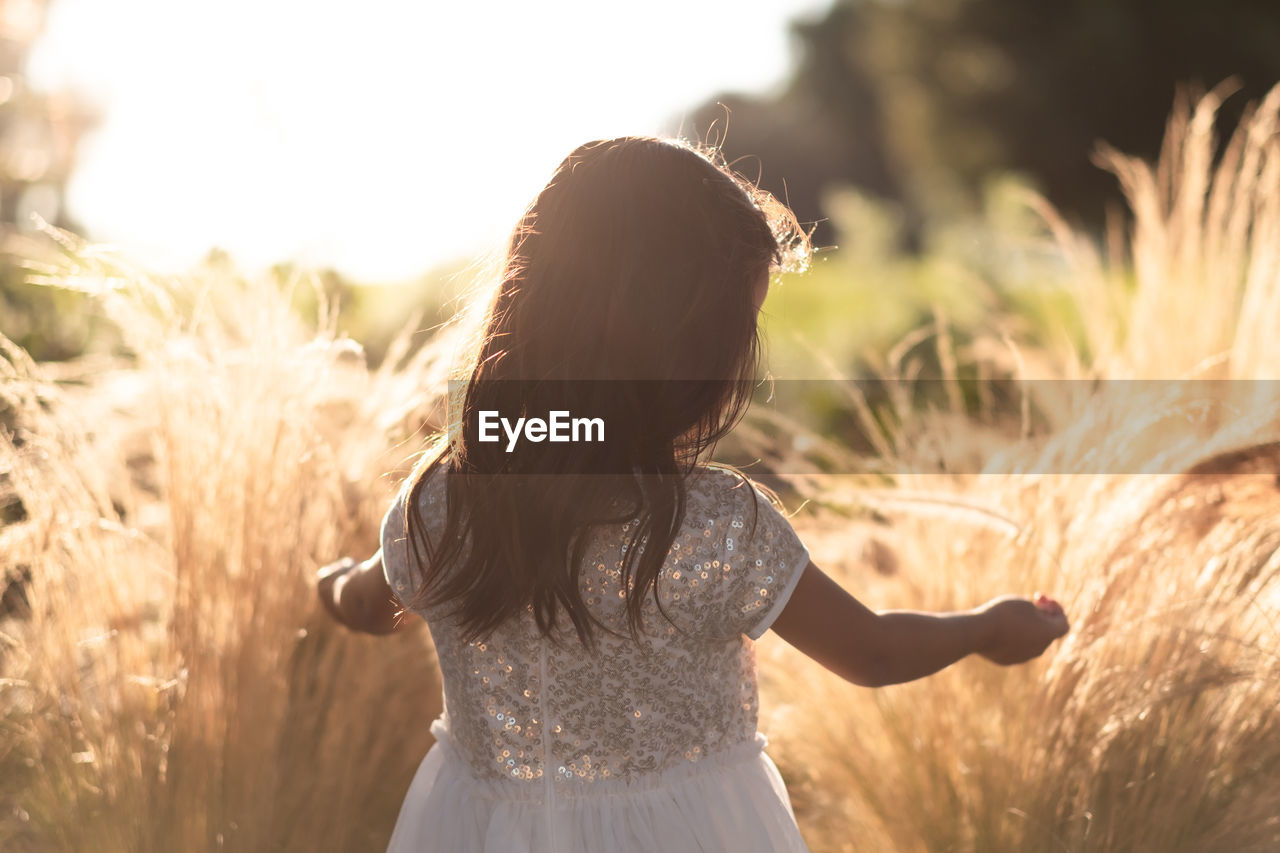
[684,0,1280,248]
[0,0,103,361]
[687,4,912,250]
[0,0,97,233]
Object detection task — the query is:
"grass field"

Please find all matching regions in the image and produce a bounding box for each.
[2,88,1278,851]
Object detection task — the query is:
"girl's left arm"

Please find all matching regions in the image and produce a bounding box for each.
[316,549,408,635]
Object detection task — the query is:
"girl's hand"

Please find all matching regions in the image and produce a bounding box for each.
[975,593,1069,665]
[315,551,403,634]
[316,557,359,623]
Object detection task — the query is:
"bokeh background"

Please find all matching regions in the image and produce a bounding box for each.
[2,2,1280,851]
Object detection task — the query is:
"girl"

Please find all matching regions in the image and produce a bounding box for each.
[317,137,1069,852]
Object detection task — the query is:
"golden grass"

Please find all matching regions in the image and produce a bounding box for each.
[2,85,1279,851]
[760,464,1280,852]
[1,260,458,851]
[759,84,1280,852]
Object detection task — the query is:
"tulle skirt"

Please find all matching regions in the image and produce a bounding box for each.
[386,723,810,852]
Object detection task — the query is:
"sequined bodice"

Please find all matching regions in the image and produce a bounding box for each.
[380,466,809,790]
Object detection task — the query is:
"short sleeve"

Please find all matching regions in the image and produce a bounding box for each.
[379,484,414,603]
[380,467,450,610]
[707,475,811,640]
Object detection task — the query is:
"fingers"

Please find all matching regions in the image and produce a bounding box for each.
[1033,591,1070,639]
[316,558,359,624]
[1046,615,1069,640]
[1033,592,1064,616]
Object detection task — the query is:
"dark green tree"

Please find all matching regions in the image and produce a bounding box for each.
[685,0,1280,247]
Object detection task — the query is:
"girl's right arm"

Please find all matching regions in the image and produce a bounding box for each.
[769,561,1069,688]
[316,550,406,635]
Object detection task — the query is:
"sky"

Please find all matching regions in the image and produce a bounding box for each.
[28,0,831,283]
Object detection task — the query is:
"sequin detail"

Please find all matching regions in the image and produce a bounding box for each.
[380,466,809,787]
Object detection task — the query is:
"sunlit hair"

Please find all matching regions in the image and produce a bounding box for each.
[403,136,809,647]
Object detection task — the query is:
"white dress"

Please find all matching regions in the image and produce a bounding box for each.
[379,466,812,852]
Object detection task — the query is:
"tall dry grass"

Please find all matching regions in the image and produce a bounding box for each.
[760,85,1280,851]
[0,85,1277,852]
[0,252,463,851]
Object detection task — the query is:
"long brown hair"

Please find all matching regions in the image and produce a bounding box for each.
[403,137,807,647]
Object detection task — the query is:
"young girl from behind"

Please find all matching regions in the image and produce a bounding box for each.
[318,137,1069,852]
